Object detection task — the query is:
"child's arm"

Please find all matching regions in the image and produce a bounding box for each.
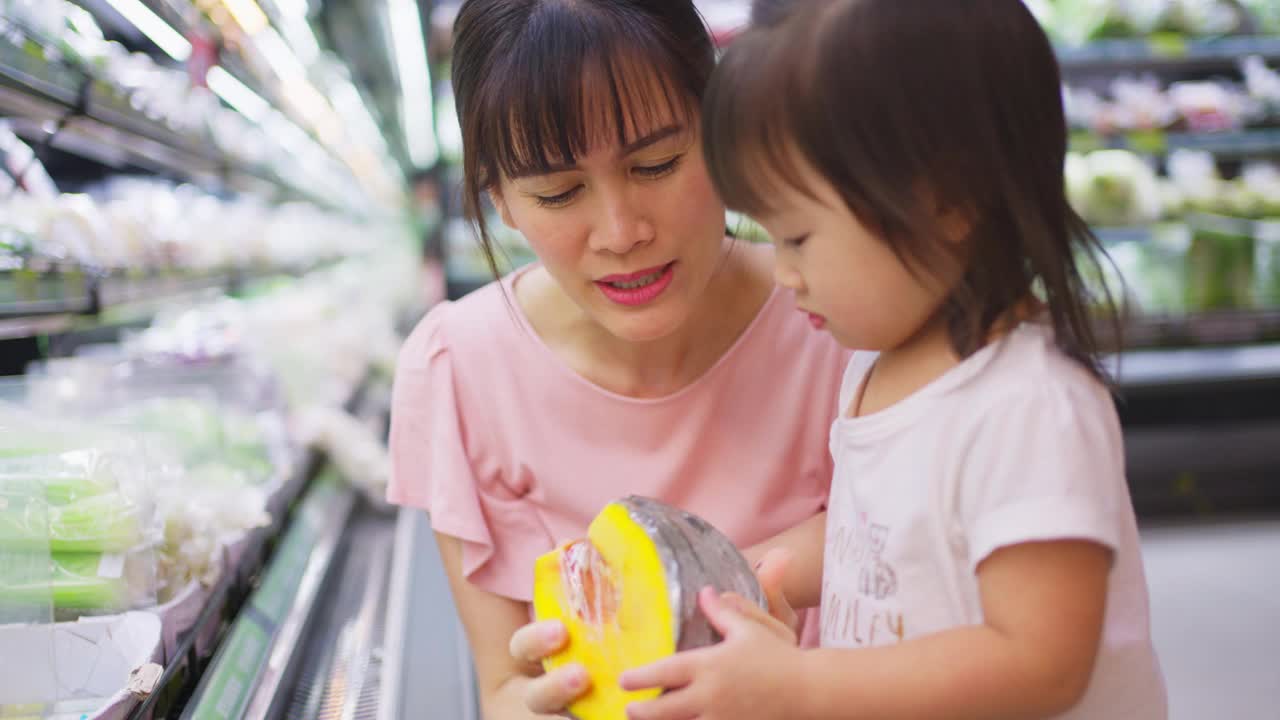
[621,539,1110,720]
[743,511,826,610]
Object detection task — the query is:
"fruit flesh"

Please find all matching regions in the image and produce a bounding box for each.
[533,502,675,720]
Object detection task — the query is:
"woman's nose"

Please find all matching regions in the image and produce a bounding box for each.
[591,192,654,255]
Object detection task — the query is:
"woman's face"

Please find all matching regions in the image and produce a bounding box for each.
[492,100,728,344]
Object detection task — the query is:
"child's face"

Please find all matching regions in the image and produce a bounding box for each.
[753,161,954,352]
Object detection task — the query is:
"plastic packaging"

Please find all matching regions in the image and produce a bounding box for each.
[0,475,54,626]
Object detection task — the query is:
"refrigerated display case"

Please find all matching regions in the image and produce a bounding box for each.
[0,1,477,718]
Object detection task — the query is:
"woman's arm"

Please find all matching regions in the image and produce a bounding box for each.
[744,511,827,610]
[434,533,586,719]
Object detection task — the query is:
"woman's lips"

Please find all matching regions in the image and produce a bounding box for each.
[595,262,676,307]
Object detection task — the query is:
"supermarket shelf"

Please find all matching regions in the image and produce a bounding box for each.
[1114,342,1280,390]
[1057,35,1280,72]
[125,375,371,720]
[0,268,94,319]
[1094,225,1171,244]
[1069,128,1280,157]
[0,34,335,207]
[0,312,74,340]
[0,263,347,345]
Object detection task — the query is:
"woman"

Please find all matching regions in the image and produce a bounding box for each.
[387,1,848,717]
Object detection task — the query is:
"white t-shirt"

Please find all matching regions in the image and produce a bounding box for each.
[822,322,1167,719]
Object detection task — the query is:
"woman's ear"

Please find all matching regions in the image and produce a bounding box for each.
[488,187,516,229]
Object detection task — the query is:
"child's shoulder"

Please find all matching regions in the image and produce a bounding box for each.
[967,321,1116,424]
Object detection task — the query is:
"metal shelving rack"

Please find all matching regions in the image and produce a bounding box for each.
[1057,32,1280,514]
[1057,35,1280,71]
[0,33,325,205]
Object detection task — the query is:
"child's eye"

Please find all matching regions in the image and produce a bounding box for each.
[534,185,583,208]
[783,234,809,249]
[634,155,682,179]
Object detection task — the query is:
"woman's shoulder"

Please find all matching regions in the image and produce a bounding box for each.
[753,286,851,361]
[397,275,524,372]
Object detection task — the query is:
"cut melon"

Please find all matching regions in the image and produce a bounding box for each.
[533,496,765,720]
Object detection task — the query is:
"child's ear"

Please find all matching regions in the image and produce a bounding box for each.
[488,187,516,229]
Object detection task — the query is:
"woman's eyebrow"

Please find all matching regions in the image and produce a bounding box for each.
[622,125,684,155]
[509,125,686,179]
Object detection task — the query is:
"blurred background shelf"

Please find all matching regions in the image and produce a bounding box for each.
[1070,128,1280,157]
[0,32,341,206]
[1058,35,1280,72]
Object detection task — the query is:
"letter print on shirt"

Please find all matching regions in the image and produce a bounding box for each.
[822,511,906,648]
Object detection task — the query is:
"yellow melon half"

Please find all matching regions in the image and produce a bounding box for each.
[533,501,676,720]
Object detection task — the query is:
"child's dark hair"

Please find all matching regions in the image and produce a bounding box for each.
[452,0,716,279]
[705,0,1120,378]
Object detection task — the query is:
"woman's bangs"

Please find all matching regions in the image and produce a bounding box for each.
[478,21,700,182]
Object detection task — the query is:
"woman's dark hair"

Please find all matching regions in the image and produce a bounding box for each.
[705,0,1120,379]
[451,0,716,278]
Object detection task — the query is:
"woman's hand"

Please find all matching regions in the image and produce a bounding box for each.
[509,620,591,715]
[619,587,802,720]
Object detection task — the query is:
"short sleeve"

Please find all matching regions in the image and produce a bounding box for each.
[956,378,1127,572]
[387,303,548,601]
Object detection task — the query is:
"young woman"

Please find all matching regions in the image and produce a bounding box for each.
[387,1,849,717]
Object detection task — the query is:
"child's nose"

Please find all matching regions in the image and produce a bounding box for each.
[773,262,804,293]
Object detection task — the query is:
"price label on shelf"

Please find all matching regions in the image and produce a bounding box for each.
[188,619,271,720]
[1147,34,1188,59]
[1126,129,1169,155]
[1070,131,1105,153]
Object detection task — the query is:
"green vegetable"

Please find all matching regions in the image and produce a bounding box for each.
[1186,222,1256,311]
[109,397,274,482]
[0,553,131,610]
[0,491,144,553]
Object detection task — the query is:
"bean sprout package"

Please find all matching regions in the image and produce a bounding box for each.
[533,497,765,720]
[0,414,159,620]
[22,363,278,600]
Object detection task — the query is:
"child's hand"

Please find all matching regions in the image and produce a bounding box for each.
[619,587,802,720]
[755,547,800,636]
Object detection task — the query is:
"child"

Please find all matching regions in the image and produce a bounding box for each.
[619,1,1167,718]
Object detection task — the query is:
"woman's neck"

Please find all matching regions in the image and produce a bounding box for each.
[521,240,774,399]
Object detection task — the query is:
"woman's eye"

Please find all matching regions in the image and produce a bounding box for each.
[534,185,583,208]
[634,155,682,179]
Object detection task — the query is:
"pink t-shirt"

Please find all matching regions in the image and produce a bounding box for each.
[388,267,850,613]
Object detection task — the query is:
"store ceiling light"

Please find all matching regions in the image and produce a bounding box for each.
[272,0,312,20]
[221,0,271,35]
[256,27,309,82]
[386,0,438,168]
[280,17,321,66]
[104,0,192,62]
[207,66,271,122]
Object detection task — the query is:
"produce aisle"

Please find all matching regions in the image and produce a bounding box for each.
[0,0,477,717]
[3,1,1280,719]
